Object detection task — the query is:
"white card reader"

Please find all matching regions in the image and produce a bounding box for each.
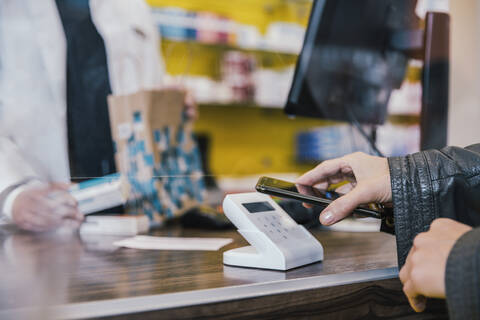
[223,192,324,271]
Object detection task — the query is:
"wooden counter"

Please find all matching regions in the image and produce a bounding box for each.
[0,225,447,319]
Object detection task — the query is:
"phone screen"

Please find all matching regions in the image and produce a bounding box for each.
[257,177,341,201]
[255,176,383,218]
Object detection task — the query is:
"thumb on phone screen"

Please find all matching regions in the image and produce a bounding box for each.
[319,184,370,225]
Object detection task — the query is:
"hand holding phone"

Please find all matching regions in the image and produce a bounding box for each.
[295,152,392,225]
[256,176,384,221]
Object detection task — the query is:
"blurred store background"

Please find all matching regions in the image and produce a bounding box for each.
[144,0,468,192]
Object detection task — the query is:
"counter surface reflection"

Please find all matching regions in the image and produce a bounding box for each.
[0,224,446,319]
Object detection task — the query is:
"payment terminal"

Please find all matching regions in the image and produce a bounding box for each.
[223,192,323,271]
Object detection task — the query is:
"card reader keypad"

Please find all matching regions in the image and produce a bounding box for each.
[251,211,297,241]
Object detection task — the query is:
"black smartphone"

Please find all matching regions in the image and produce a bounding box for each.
[255,176,383,219]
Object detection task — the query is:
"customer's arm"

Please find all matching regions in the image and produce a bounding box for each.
[389,144,480,266]
[298,146,480,316]
[297,144,480,266]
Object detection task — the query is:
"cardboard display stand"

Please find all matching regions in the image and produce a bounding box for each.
[108,89,205,226]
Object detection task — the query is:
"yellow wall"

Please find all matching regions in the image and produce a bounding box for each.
[194,105,334,176]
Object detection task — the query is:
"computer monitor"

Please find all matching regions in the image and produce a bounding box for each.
[285,0,420,125]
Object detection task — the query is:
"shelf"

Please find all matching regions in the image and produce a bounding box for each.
[197,103,420,126]
[162,36,300,56]
[199,102,283,109]
[388,114,421,125]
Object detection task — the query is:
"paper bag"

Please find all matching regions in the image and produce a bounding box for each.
[108,89,206,226]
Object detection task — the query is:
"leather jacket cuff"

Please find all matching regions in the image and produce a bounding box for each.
[388,153,437,266]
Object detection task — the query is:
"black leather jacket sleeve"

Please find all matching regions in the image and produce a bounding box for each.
[445,227,480,319]
[387,144,480,267]
[387,144,480,319]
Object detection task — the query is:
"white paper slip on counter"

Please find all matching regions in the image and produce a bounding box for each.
[113,236,233,251]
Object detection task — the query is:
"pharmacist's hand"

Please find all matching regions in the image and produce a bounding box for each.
[399,218,472,312]
[12,184,83,232]
[296,152,391,225]
[184,90,198,120]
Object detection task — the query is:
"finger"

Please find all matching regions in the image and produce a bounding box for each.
[49,182,72,190]
[318,185,371,225]
[69,207,84,221]
[327,175,347,185]
[61,219,83,230]
[31,196,74,223]
[399,265,408,284]
[296,183,324,209]
[21,210,62,232]
[403,280,424,312]
[185,92,196,109]
[48,194,78,209]
[297,158,350,186]
[400,246,416,285]
[184,91,198,119]
[47,184,78,208]
[341,166,353,174]
[44,191,82,220]
[185,104,197,119]
[18,220,46,232]
[296,183,311,195]
[32,194,63,212]
[312,181,329,190]
[53,205,83,221]
[24,198,64,226]
[31,207,64,226]
[335,183,354,194]
[327,173,356,185]
[412,295,427,313]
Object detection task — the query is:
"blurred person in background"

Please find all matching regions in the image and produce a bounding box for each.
[297,145,480,319]
[0,0,196,232]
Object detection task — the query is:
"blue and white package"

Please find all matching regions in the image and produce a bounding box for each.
[70,173,130,215]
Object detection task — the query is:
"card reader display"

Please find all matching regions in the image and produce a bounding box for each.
[242,201,275,213]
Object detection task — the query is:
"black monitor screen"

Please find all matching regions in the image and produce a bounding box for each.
[285,0,419,125]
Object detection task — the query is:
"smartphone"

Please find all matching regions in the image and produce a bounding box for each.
[255,176,383,219]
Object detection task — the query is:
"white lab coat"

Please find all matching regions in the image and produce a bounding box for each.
[0,0,165,213]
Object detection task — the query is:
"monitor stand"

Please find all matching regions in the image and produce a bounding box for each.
[420,12,450,150]
[394,12,451,150]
